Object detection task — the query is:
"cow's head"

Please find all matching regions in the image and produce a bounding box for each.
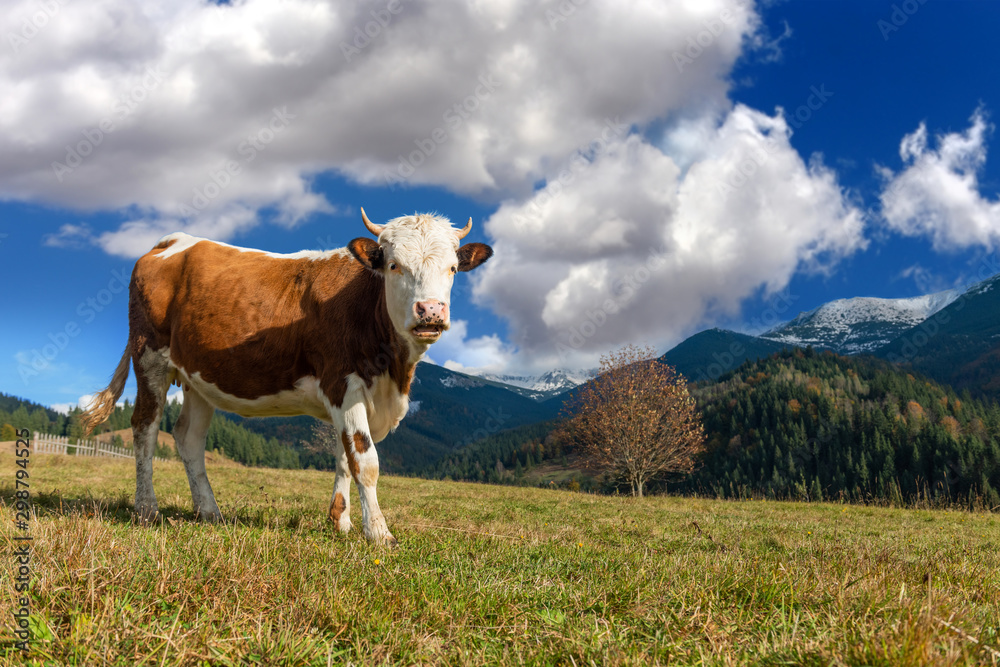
[348,209,492,347]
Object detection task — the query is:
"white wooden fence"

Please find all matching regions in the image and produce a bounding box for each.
[32,432,169,462]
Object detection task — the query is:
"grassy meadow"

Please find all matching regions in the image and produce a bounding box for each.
[0,452,999,665]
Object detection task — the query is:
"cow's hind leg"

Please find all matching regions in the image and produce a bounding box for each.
[327,428,354,533]
[174,387,222,522]
[132,347,173,522]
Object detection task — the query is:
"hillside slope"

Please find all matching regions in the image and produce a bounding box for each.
[683,348,1000,503]
[877,273,1000,401]
[659,328,795,381]
[433,349,1000,506]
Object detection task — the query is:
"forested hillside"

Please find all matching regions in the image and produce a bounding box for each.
[0,392,68,439]
[425,349,1000,507]
[682,348,1000,505]
[421,420,561,484]
[877,274,1000,402]
[659,328,795,382]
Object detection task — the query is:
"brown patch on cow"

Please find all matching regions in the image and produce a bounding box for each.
[328,491,346,524]
[400,364,417,396]
[360,461,379,488]
[457,242,493,272]
[353,431,371,454]
[341,430,360,479]
[347,237,384,271]
[127,235,418,412]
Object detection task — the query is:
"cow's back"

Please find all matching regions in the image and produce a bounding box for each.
[130,233,374,412]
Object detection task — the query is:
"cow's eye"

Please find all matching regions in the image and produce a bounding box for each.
[389,262,398,271]
[450,265,457,274]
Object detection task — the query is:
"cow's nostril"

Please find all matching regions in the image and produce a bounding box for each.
[415,300,447,321]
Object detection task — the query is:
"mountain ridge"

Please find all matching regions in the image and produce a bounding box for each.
[760,287,962,354]
[471,368,595,401]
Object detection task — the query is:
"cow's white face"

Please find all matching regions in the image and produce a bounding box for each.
[348,211,492,348]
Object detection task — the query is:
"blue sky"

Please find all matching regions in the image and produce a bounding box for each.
[2,0,999,412]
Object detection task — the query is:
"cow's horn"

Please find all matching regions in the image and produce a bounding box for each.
[361,207,384,237]
[456,217,473,240]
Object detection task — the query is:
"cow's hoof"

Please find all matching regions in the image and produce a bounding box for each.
[134,503,159,524]
[365,531,399,548]
[196,508,224,523]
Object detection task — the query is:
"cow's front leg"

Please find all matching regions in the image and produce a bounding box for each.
[339,401,396,547]
[341,428,396,546]
[327,433,353,534]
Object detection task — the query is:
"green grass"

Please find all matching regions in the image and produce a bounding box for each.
[1,453,999,665]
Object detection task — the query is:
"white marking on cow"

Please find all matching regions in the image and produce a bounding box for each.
[174,387,222,522]
[155,232,352,261]
[358,371,410,443]
[378,216,460,339]
[174,365,330,420]
[320,386,395,544]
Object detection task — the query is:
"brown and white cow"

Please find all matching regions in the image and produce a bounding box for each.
[81,210,492,545]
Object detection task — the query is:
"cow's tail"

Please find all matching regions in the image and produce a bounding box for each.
[80,342,132,436]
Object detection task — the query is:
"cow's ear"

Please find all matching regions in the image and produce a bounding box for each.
[348,238,384,271]
[456,243,493,272]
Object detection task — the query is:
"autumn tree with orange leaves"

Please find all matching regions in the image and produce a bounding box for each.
[558,344,706,497]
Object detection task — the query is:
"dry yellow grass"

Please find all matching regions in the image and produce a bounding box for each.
[0,452,998,665]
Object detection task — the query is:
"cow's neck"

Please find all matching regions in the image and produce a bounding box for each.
[358,268,422,396]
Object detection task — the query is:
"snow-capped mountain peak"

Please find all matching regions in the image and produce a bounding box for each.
[469,368,595,401]
[761,287,963,354]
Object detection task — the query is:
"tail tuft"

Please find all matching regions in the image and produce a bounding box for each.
[80,344,131,435]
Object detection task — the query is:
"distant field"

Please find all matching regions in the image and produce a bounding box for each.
[1,453,999,665]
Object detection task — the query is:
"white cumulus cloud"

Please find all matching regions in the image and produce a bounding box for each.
[4,0,879,377]
[425,319,515,374]
[473,104,867,372]
[880,109,1000,251]
[1,0,759,256]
